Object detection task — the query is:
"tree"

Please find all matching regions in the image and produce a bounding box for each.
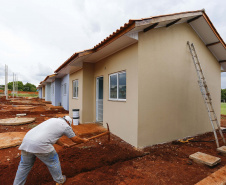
[8,81,24,91]
[8,82,13,90]
[17,81,24,91]
[7,81,36,92]
[23,82,37,92]
[221,89,226,102]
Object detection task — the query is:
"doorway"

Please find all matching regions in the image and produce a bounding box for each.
[96,76,103,122]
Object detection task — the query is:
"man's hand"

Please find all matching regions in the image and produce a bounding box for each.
[83,138,89,143]
[70,136,89,144]
[63,144,70,148]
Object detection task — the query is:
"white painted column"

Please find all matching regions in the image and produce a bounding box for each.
[5,65,8,100]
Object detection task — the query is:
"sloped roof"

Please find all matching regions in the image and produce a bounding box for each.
[55,9,226,73]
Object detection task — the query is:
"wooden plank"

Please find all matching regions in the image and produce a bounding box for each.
[143,23,159,32]
[217,146,226,156]
[166,18,181,27]
[195,166,226,185]
[187,15,202,23]
[206,41,220,47]
[189,152,221,167]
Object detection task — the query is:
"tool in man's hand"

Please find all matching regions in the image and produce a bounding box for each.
[67,123,110,148]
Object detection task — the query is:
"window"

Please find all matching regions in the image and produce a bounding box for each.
[72,80,78,98]
[109,71,126,100]
[63,83,67,95]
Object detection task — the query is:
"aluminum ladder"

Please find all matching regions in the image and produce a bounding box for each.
[187,41,226,148]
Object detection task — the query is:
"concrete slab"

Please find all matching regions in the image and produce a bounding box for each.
[217,146,226,156]
[195,165,226,185]
[0,132,26,149]
[0,117,36,125]
[189,152,221,167]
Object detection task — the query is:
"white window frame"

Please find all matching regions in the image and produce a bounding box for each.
[63,83,67,96]
[72,80,78,98]
[109,71,126,101]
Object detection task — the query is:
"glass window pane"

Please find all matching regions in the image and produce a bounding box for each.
[118,72,126,99]
[110,74,117,99]
[99,77,103,99]
[76,80,78,97]
[73,80,78,98]
[73,81,75,97]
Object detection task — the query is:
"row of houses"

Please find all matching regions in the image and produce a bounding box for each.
[38,9,226,148]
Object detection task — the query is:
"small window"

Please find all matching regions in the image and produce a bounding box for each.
[63,83,67,95]
[109,71,126,101]
[72,80,78,98]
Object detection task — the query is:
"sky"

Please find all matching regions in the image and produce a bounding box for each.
[0,0,226,87]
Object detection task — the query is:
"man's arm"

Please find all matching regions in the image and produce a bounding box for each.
[56,139,68,147]
[70,136,89,144]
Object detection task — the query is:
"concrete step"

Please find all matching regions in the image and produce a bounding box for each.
[189,152,221,167]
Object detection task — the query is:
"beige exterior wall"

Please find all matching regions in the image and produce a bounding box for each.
[69,69,83,121]
[93,43,139,146]
[82,63,95,123]
[69,44,139,146]
[137,23,221,147]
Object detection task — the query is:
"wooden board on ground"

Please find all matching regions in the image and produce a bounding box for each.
[0,117,36,125]
[0,132,26,149]
[195,165,226,185]
[217,146,226,156]
[189,152,221,167]
[13,106,34,110]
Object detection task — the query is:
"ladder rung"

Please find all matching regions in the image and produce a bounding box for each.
[211,119,217,121]
[209,111,214,112]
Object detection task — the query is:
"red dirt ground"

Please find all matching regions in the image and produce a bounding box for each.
[0,96,226,185]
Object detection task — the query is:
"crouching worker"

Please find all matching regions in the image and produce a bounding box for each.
[13,116,88,185]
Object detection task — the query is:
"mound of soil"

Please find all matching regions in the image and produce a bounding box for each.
[0,134,145,185]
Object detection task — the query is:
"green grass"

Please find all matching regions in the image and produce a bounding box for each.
[9,93,38,98]
[221,103,226,115]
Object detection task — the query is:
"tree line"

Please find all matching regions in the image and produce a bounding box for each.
[0,81,37,92]
[222,89,226,102]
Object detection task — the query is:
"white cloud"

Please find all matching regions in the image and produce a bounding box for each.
[0,0,225,88]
